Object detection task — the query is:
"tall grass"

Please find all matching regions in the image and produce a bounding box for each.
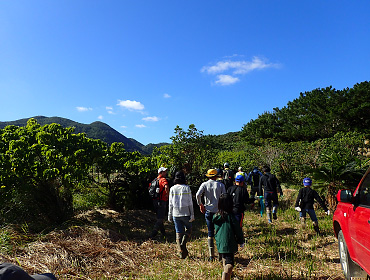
[0,187,344,279]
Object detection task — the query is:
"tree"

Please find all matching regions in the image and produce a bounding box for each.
[0,119,104,224]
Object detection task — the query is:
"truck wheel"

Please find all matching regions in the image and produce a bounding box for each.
[338,230,367,280]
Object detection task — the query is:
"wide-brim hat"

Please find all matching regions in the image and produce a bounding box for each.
[205,169,218,177]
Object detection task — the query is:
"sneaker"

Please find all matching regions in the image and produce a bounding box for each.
[273,213,277,220]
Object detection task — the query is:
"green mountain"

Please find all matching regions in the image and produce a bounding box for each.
[0,116,168,154]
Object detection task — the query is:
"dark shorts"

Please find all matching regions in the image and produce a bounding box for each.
[220,253,234,266]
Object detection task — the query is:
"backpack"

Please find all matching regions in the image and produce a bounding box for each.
[223,169,234,188]
[266,173,278,191]
[148,178,160,199]
[251,172,260,187]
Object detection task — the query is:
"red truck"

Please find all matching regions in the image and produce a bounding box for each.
[333,166,370,279]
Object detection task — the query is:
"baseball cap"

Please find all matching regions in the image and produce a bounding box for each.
[235,174,244,182]
[0,263,57,280]
[157,167,167,174]
[303,177,312,186]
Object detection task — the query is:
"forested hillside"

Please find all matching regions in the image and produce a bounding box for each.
[242,81,370,143]
[0,116,168,154]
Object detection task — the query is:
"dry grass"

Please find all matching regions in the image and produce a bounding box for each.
[0,189,345,279]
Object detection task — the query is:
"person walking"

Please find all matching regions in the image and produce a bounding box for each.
[294,177,330,234]
[259,166,283,223]
[226,174,252,229]
[196,168,226,261]
[168,171,195,259]
[235,167,247,181]
[213,193,244,280]
[246,166,263,198]
[222,163,235,190]
[149,167,169,239]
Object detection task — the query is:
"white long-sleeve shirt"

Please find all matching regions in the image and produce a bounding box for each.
[168,184,194,220]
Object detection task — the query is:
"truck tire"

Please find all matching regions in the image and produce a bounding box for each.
[338,230,367,280]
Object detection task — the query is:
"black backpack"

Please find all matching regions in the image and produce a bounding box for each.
[223,169,234,188]
[148,178,160,199]
[251,172,260,187]
[266,173,278,191]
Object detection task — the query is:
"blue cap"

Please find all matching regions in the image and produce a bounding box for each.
[303,177,312,186]
[235,175,244,182]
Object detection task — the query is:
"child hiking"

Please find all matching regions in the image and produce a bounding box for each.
[168,171,194,259]
[294,177,330,234]
[213,193,244,280]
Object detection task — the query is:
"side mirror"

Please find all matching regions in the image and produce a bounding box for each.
[337,189,353,203]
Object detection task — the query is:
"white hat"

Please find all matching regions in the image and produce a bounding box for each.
[158,167,168,174]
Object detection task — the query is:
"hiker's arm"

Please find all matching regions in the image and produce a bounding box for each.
[295,189,302,207]
[195,185,206,213]
[314,191,328,212]
[258,177,263,195]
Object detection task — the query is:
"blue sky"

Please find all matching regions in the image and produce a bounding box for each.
[1,1,369,145]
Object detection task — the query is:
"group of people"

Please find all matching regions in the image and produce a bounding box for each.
[149,164,329,280]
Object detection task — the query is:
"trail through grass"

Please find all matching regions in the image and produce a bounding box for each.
[0,188,344,279]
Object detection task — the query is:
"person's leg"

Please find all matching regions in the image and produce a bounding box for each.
[307,209,320,234]
[221,253,234,280]
[205,211,215,260]
[250,187,256,198]
[299,209,307,229]
[272,193,279,220]
[181,216,192,259]
[150,200,160,238]
[265,193,272,223]
[174,217,185,257]
[234,212,243,229]
[156,201,167,237]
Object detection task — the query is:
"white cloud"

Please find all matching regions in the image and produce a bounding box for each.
[105,106,114,114]
[163,93,171,98]
[76,107,92,112]
[215,75,240,86]
[117,100,145,111]
[142,116,160,122]
[98,115,103,120]
[136,124,146,128]
[120,125,127,128]
[201,56,280,86]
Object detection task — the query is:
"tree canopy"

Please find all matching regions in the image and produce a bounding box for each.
[242,81,370,143]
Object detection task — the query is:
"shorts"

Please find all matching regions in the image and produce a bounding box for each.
[220,253,234,266]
